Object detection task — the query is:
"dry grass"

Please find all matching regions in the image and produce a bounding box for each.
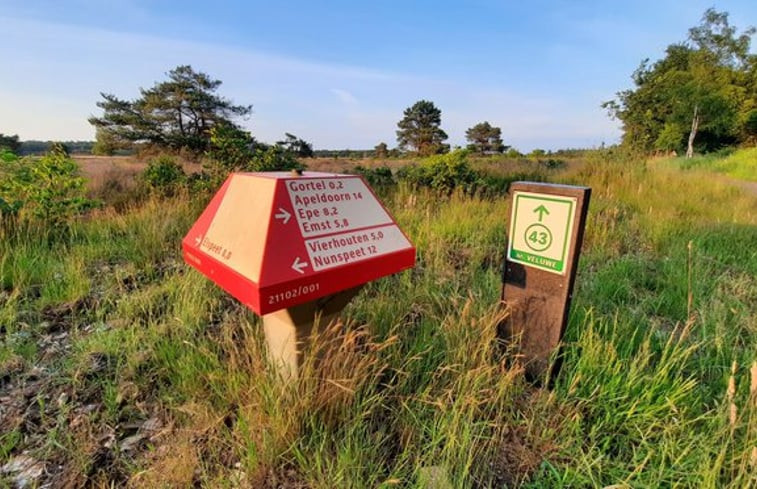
[75,155,202,188]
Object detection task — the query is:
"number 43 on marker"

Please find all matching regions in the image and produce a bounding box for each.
[507,191,577,275]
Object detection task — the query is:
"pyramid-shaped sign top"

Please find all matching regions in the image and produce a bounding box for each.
[182,172,416,315]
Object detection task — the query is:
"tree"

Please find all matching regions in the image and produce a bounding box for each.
[374,142,388,158]
[396,100,449,155]
[689,8,755,68]
[743,109,757,144]
[276,133,314,157]
[465,121,505,154]
[89,65,252,154]
[603,9,755,156]
[0,133,20,154]
[92,127,121,156]
[654,122,685,152]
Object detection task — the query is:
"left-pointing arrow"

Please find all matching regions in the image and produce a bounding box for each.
[291,256,309,274]
[275,208,292,224]
[194,235,202,246]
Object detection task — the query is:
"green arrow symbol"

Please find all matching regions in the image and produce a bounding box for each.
[534,204,550,222]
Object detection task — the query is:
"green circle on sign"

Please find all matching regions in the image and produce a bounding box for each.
[524,223,553,252]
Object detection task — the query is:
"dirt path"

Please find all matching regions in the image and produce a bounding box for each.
[731,178,757,196]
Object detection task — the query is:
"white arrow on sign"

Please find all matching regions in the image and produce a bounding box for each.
[291,256,309,274]
[275,207,292,224]
[194,235,202,246]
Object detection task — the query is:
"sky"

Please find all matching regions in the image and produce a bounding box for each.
[1,1,755,151]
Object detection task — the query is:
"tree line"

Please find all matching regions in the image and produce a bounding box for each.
[1,68,532,160]
[0,136,95,156]
[604,8,756,157]
[84,65,515,159]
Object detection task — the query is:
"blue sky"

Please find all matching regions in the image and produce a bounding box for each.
[1,1,755,151]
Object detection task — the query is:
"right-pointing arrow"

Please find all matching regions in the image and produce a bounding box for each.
[291,256,309,274]
[275,207,292,225]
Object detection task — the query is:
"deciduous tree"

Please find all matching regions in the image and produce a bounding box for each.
[603,9,755,156]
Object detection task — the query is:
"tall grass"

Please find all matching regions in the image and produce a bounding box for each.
[1,153,755,487]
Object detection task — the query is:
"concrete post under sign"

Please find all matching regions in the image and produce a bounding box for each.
[501,182,591,381]
[262,286,362,380]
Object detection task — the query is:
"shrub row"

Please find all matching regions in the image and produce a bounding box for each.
[354,149,551,197]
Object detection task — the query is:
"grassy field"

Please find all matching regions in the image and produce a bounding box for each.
[1,150,756,487]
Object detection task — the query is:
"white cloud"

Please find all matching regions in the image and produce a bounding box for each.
[330,89,359,106]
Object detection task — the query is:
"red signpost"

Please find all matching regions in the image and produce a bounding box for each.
[182,171,416,378]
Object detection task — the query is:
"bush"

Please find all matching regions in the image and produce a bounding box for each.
[0,151,21,229]
[186,172,214,194]
[540,158,566,170]
[90,169,149,212]
[0,146,96,227]
[204,124,254,180]
[142,155,186,196]
[1,149,17,163]
[253,145,302,172]
[391,149,550,198]
[353,166,395,187]
[203,124,304,185]
[397,149,479,194]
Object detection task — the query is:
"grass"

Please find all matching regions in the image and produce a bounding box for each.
[716,147,757,181]
[666,146,757,182]
[1,150,756,487]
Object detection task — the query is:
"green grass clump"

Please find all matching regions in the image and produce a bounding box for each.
[715,147,757,181]
[666,146,757,182]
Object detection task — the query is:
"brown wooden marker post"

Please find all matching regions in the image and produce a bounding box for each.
[500,182,590,381]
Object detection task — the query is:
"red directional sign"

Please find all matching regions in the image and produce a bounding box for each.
[182,172,416,314]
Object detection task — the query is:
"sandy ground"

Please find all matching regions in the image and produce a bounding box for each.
[732,178,757,196]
